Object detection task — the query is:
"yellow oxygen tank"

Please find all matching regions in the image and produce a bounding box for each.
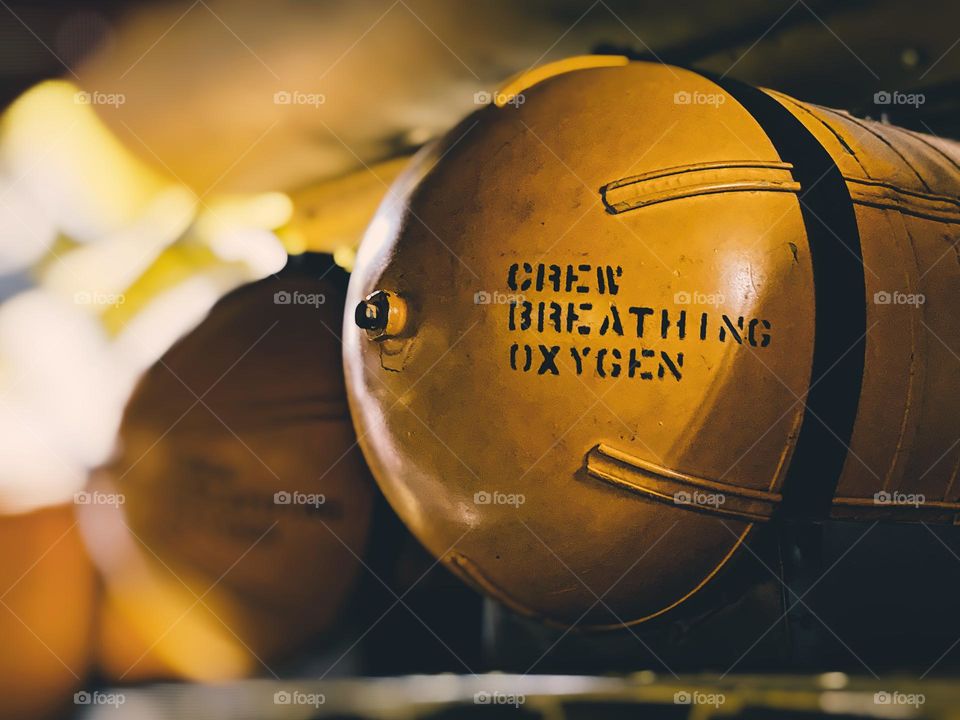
[343,57,960,628]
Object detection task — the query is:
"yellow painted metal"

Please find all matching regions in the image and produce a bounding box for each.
[343,58,960,628]
[87,261,375,677]
[278,157,411,267]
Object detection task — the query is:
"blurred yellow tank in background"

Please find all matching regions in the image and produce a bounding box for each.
[81,256,376,680]
[0,76,403,710]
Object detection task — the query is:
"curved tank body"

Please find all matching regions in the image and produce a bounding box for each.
[343,56,960,629]
[81,254,377,677]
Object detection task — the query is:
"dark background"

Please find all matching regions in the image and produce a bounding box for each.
[2,0,958,136]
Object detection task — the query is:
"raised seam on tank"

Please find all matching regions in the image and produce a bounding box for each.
[831,494,960,523]
[763,95,960,223]
[599,160,801,214]
[843,176,960,224]
[584,443,781,522]
[598,166,960,222]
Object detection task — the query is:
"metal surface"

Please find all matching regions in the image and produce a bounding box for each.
[79,673,960,719]
[80,255,376,679]
[343,57,960,629]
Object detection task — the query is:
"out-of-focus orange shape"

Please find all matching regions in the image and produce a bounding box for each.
[0,505,96,720]
[94,585,223,682]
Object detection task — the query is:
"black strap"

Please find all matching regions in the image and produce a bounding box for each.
[702,74,867,519]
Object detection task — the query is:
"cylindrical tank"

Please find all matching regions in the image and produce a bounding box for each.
[343,56,960,629]
[79,254,376,678]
